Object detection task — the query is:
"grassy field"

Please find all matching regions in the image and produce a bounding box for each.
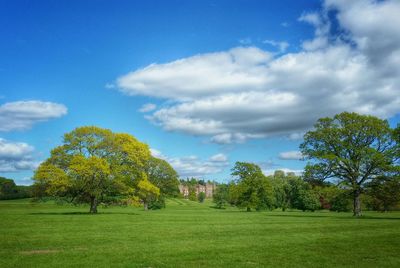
[1,199,399,268]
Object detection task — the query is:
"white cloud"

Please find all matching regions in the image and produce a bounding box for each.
[138,103,157,113]
[239,38,252,45]
[0,138,39,172]
[263,40,289,53]
[209,153,228,162]
[117,0,400,143]
[279,151,303,160]
[117,46,272,100]
[105,83,115,89]
[262,168,303,176]
[150,148,229,178]
[281,22,290,27]
[0,101,67,132]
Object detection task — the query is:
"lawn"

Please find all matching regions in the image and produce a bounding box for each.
[1,199,399,268]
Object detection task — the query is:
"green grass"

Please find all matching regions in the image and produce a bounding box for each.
[1,199,400,267]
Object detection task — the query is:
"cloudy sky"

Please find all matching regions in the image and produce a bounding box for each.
[1,0,399,185]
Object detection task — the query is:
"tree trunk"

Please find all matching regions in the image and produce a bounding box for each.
[90,196,98,214]
[144,202,148,211]
[353,190,361,217]
[246,207,251,212]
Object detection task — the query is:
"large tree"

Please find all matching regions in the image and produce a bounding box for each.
[33,126,158,213]
[146,156,179,197]
[300,112,397,216]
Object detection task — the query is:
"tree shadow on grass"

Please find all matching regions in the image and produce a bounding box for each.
[29,211,140,216]
[209,205,226,210]
[265,213,400,220]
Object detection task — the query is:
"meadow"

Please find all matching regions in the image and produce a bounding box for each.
[1,199,399,268]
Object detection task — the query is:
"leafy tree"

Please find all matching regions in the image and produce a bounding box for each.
[188,188,197,201]
[213,184,229,208]
[330,190,352,212]
[227,182,240,206]
[367,175,400,211]
[284,176,320,211]
[146,156,179,197]
[198,191,206,203]
[33,126,155,213]
[148,195,166,210]
[270,173,289,211]
[313,184,350,211]
[231,162,273,211]
[0,177,18,199]
[301,112,397,216]
[137,178,160,210]
[0,177,33,200]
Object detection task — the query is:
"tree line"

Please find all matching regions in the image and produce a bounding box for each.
[6,111,398,216]
[214,112,399,216]
[0,177,33,200]
[213,164,400,213]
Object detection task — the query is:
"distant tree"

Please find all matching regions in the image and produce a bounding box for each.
[231,162,273,211]
[301,112,397,216]
[367,175,400,212]
[33,126,157,213]
[227,182,240,206]
[213,184,229,208]
[146,156,179,197]
[270,172,288,211]
[330,190,352,212]
[285,176,320,211]
[0,177,18,199]
[198,192,206,203]
[188,188,197,201]
[0,177,32,200]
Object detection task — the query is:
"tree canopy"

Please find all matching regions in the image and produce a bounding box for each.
[146,156,180,197]
[33,126,159,213]
[230,162,273,211]
[300,112,398,216]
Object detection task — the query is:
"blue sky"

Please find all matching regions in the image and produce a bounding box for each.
[1,0,399,185]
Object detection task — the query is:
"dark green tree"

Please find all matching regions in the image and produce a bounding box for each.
[367,175,400,211]
[198,191,206,203]
[213,184,229,208]
[301,112,397,216]
[146,156,179,197]
[231,162,273,211]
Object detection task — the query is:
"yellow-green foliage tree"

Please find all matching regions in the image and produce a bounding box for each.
[33,126,160,213]
[137,178,160,210]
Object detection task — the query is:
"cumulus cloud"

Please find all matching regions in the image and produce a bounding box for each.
[0,138,39,172]
[279,151,303,160]
[117,0,400,143]
[0,101,67,132]
[138,103,157,113]
[150,148,229,177]
[117,46,272,100]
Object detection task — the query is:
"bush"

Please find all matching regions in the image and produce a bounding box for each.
[198,192,206,203]
[188,189,197,201]
[330,192,352,212]
[148,195,166,210]
[213,184,228,208]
